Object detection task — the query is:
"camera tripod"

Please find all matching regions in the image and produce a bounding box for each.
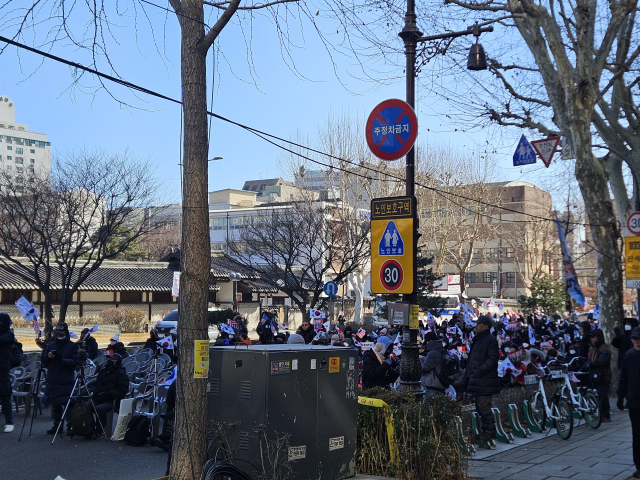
[51,362,105,444]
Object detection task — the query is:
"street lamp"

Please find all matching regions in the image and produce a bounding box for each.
[209,156,223,162]
[397,7,493,395]
[229,272,241,312]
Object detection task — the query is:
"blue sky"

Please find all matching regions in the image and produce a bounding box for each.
[0,4,551,204]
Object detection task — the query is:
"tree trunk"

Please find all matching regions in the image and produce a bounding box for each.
[43,292,55,340]
[572,121,624,342]
[170,3,210,479]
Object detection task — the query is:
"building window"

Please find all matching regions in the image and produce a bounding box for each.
[506,272,516,284]
[211,243,226,252]
[16,167,23,173]
[30,149,35,154]
[15,157,23,164]
[6,165,11,171]
[6,156,11,161]
[465,272,478,284]
[30,158,35,164]
[421,209,432,219]
[16,148,23,154]
[6,146,11,150]
[483,272,498,283]
[210,218,226,230]
[229,217,247,229]
[463,205,476,215]
[484,248,499,259]
[506,247,515,258]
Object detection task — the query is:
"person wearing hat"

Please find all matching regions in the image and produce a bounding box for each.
[90,352,129,438]
[77,328,99,360]
[420,331,445,395]
[105,332,129,358]
[463,315,500,443]
[287,333,305,345]
[578,321,593,358]
[0,312,15,432]
[362,336,399,390]
[43,322,79,434]
[618,327,640,477]
[613,318,640,372]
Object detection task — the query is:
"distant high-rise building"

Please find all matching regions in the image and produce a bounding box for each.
[0,96,51,181]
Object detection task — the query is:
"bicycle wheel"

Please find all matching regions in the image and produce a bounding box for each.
[582,391,602,429]
[554,397,574,440]
[529,392,547,430]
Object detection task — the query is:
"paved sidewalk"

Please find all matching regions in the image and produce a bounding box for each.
[469,410,636,480]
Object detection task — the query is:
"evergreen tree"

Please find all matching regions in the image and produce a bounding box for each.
[518,275,570,315]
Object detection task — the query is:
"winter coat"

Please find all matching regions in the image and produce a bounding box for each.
[43,336,79,406]
[106,342,129,358]
[0,317,15,395]
[297,326,317,345]
[464,330,500,395]
[77,335,99,360]
[420,341,444,391]
[91,363,129,404]
[618,348,640,409]
[588,341,612,384]
[578,335,591,359]
[143,337,160,352]
[612,327,634,370]
[362,349,399,390]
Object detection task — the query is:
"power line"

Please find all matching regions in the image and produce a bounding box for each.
[0,34,614,230]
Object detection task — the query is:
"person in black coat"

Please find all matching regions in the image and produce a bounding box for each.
[463,315,500,441]
[618,327,640,477]
[362,336,399,390]
[105,333,129,358]
[296,320,317,344]
[143,329,161,352]
[0,313,15,432]
[613,318,639,371]
[43,322,79,434]
[420,331,444,394]
[77,328,99,360]
[90,353,129,436]
[578,321,593,359]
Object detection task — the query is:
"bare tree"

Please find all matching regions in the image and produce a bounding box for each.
[0,150,164,337]
[417,146,503,296]
[228,197,370,318]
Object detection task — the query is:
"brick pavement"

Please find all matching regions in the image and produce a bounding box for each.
[469,410,637,480]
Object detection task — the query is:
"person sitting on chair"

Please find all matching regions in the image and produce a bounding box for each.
[90,353,129,438]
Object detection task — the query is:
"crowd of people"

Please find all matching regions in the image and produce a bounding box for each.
[4,305,640,475]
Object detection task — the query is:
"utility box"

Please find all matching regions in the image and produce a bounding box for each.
[207,345,359,480]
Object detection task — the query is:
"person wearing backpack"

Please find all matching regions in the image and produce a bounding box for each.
[0,313,15,432]
[420,331,445,395]
[463,315,500,442]
[90,352,129,438]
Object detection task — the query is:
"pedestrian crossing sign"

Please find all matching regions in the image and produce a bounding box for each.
[371,196,415,294]
[379,221,405,256]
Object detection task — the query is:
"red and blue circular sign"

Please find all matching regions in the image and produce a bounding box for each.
[366,99,418,161]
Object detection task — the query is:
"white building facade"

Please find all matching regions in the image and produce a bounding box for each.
[0,96,51,181]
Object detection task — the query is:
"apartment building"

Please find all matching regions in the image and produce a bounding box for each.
[0,96,51,185]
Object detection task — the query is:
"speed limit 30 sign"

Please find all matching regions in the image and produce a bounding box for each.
[370,196,415,294]
[628,211,640,235]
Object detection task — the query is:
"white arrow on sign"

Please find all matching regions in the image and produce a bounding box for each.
[531,137,561,168]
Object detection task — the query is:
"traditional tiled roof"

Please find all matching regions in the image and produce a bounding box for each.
[0,260,220,292]
[242,278,279,293]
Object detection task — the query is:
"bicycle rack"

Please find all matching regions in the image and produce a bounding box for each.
[508,403,531,438]
[492,407,514,443]
[522,399,544,433]
[471,412,496,450]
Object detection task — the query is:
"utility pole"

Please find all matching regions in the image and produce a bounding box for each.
[396,2,492,394]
